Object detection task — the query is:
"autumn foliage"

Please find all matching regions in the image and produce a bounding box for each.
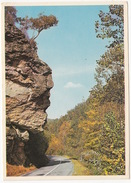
[5,5,125,176]
[6,163,36,176]
[45,5,125,175]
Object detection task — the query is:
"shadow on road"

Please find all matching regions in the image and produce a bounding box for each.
[23,156,73,176]
[47,160,70,166]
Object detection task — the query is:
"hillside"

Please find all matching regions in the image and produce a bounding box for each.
[5,5,125,176]
[45,5,125,175]
[46,94,125,175]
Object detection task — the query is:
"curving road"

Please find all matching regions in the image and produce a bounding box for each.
[23,156,74,176]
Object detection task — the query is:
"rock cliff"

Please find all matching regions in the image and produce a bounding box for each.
[5,23,53,167]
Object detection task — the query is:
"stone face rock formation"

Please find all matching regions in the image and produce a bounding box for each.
[5,23,53,167]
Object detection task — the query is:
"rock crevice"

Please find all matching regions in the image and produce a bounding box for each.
[6,23,53,167]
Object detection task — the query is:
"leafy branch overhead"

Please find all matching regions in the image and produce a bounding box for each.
[95,5,124,47]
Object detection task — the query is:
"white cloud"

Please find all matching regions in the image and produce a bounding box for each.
[64,82,83,89]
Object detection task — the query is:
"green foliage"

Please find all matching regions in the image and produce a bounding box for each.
[95,5,124,47]
[91,43,124,104]
[93,5,124,105]
[46,101,125,175]
[99,112,125,175]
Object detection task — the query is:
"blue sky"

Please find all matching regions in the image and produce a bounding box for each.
[16,5,109,119]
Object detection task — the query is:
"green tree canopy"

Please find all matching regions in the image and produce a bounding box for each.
[92,5,124,104]
[95,5,124,47]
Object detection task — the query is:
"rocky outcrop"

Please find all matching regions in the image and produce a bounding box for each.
[5,23,53,167]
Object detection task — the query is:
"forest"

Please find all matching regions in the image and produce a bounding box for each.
[5,5,125,176]
[45,5,125,175]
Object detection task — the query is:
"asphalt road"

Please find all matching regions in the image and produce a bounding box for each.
[23,156,74,176]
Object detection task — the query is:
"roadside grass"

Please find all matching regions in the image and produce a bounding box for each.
[7,156,91,176]
[65,156,91,176]
[6,163,36,176]
[71,159,91,175]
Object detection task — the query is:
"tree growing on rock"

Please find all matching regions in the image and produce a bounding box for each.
[18,13,58,40]
[5,6,58,41]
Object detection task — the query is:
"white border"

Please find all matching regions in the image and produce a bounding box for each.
[0,1,128,6]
